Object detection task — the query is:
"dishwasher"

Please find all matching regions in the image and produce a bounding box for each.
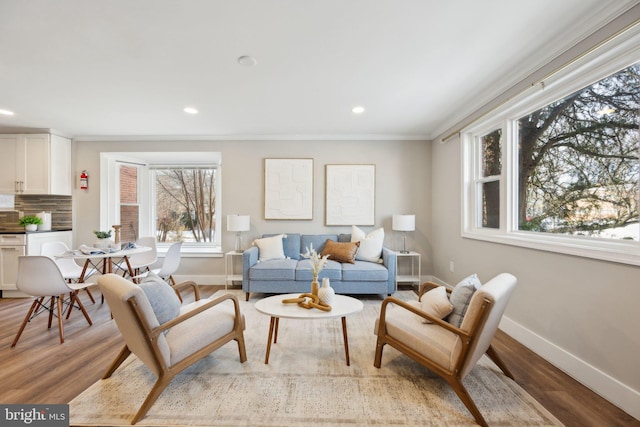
[0,234,26,298]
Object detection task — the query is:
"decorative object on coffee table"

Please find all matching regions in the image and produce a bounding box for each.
[301,243,329,296]
[318,277,335,305]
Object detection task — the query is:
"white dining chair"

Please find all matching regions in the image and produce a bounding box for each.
[11,256,94,347]
[126,236,158,278]
[41,241,97,305]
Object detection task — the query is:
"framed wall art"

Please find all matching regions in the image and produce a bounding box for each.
[325,164,375,226]
[264,158,314,220]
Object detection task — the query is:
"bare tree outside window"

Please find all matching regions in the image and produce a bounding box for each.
[517,63,640,240]
[154,168,217,243]
[480,129,502,228]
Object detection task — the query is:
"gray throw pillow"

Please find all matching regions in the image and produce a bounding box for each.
[446,273,482,328]
[139,272,181,325]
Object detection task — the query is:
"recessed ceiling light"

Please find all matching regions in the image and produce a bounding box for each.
[352,106,365,114]
[0,109,15,116]
[237,55,257,67]
[184,107,199,114]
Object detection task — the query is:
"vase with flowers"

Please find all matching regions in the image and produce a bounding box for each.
[301,243,330,296]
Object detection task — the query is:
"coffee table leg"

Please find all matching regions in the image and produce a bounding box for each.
[274,317,279,343]
[341,316,350,366]
[265,316,277,364]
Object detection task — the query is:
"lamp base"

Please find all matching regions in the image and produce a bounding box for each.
[399,250,410,254]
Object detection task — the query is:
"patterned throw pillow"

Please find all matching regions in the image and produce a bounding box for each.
[446,274,482,328]
[321,239,360,263]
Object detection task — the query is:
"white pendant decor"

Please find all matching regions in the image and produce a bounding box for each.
[318,278,335,306]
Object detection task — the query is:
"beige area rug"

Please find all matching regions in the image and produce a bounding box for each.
[70,290,563,426]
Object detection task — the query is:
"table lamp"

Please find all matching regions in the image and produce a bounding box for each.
[392,214,415,254]
[227,214,250,252]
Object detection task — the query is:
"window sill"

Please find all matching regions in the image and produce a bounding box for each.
[462,229,640,267]
[157,246,223,258]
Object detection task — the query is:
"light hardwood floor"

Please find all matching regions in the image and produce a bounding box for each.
[0,285,637,427]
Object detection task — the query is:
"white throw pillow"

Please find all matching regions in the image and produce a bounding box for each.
[351,225,384,262]
[419,286,454,324]
[253,234,286,261]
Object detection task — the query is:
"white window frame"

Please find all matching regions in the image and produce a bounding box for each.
[100,152,222,256]
[461,24,640,266]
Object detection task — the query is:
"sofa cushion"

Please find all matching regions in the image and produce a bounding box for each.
[263,233,301,260]
[446,273,482,327]
[296,259,342,281]
[253,234,287,261]
[342,260,388,281]
[321,239,360,263]
[249,258,298,281]
[351,226,384,262]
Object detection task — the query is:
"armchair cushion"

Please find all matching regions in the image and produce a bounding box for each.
[419,285,454,324]
[139,272,181,325]
[447,273,482,327]
[253,234,286,261]
[321,239,360,263]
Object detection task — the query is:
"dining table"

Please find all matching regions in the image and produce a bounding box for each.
[56,245,152,283]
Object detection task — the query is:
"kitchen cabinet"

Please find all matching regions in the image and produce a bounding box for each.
[0,133,72,195]
[0,234,26,298]
[0,231,72,298]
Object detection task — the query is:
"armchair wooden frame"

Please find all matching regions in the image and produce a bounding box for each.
[374,281,514,427]
[102,279,247,425]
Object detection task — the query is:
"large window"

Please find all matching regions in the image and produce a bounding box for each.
[462,29,640,265]
[101,152,222,254]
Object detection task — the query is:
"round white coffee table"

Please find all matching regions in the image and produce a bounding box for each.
[255,293,364,366]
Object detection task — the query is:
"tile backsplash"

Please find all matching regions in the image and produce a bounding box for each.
[0,195,72,232]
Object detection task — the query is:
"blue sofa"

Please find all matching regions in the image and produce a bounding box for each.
[242,233,397,301]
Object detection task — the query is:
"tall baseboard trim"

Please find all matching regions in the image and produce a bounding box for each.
[499,316,640,420]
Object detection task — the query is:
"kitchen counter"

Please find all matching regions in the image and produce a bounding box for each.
[0,228,72,234]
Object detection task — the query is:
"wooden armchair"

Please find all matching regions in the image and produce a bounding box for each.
[374,273,517,427]
[98,273,247,425]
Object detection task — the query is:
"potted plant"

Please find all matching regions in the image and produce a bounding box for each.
[93,230,114,249]
[19,215,43,232]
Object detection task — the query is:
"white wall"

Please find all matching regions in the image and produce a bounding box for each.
[72,138,432,281]
[431,135,640,419]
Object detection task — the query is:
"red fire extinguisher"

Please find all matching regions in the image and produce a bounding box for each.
[80,170,88,190]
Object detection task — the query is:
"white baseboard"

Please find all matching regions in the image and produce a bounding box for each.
[500,316,640,420]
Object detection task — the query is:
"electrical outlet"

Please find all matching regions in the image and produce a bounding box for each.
[449,261,455,272]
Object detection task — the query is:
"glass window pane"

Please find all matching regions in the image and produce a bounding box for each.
[482,181,500,228]
[481,129,502,177]
[155,168,217,243]
[119,165,139,242]
[517,62,640,240]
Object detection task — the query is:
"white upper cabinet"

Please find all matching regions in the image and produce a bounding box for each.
[0,133,72,195]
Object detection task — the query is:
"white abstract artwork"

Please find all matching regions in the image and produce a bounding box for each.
[325,164,375,226]
[264,158,313,220]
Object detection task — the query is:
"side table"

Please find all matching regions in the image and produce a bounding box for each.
[224,251,243,290]
[395,251,421,287]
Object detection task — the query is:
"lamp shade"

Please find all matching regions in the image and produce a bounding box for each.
[227,215,250,232]
[392,214,415,231]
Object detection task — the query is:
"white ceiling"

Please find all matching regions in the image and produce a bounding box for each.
[0,0,636,140]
